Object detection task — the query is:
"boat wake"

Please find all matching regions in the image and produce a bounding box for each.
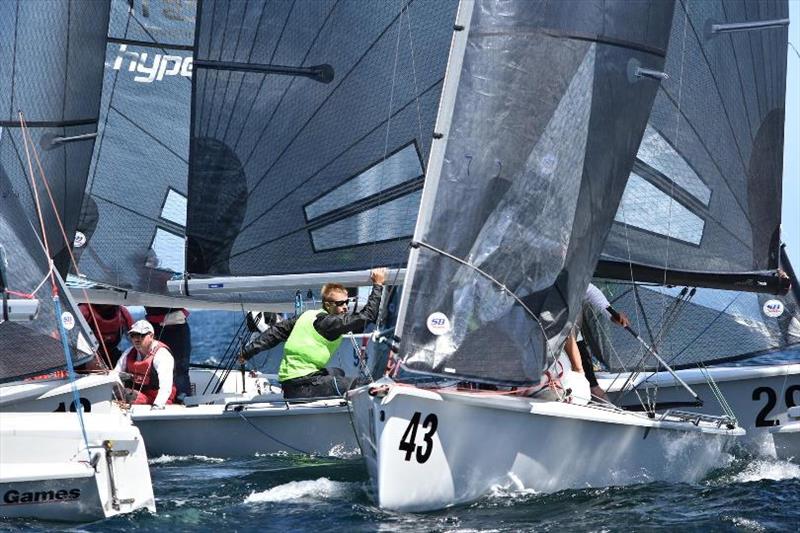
[730,459,800,483]
[149,454,225,465]
[244,478,362,503]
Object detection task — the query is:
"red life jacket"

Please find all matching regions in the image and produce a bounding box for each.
[80,304,133,344]
[123,340,176,404]
[144,307,189,326]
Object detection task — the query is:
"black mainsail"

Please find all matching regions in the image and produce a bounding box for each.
[73,0,196,295]
[398,0,677,385]
[0,0,110,276]
[184,0,460,295]
[599,0,790,295]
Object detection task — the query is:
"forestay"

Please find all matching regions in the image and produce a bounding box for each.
[0,0,110,276]
[599,0,789,294]
[399,0,676,386]
[186,0,460,286]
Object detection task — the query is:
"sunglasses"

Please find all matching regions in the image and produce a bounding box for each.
[129,332,150,339]
[325,299,350,307]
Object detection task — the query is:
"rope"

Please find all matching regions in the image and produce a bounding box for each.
[19,112,94,458]
[19,113,114,368]
[234,409,342,458]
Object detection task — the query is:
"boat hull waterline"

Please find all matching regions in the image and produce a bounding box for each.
[349,382,743,512]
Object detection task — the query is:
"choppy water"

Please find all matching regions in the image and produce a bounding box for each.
[4,312,800,531]
[4,453,799,532]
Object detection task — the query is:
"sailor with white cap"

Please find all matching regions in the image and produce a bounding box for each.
[114,319,176,408]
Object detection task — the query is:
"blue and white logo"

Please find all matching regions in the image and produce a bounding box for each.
[763,299,784,318]
[426,312,450,336]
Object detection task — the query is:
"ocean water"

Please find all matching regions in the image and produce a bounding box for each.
[4,311,800,531]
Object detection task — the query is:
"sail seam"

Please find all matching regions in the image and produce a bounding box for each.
[240,0,419,192]
[221,79,444,264]
[107,36,194,51]
[217,0,273,142]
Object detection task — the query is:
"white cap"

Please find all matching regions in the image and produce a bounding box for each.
[129,319,154,335]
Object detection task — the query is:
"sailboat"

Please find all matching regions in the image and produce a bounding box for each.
[584,0,798,453]
[0,1,154,521]
[0,133,154,523]
[60,0,459,457]
[346,0,748,512]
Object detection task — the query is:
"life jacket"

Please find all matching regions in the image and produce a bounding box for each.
[144,307,189,326]
[80,304,132,345]
[123,340,176,404]
[279,310,343,382]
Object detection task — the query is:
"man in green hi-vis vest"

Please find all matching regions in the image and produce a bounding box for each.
[239,268,387,399]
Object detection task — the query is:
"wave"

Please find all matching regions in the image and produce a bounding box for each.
[244,477,360,503]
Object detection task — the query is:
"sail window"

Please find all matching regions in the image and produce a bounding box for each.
[149,228,185,273]
[160,188,187,227]
[310,191,421,251]
[304,143,424,221]
[615,173,705,245]
[636,125,710,206]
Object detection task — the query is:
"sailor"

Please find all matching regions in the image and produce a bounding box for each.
[145,307,192,401]
[114,320,177,409]
[78,303,133,367]
[239,268,387,399]
[564,283,629,400]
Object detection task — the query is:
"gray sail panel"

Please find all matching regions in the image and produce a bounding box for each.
[187,0,460,277]
[400,0,675,386]
[583,281,800,372]
[0,0,110,276]
[602,0,788,286]
[73,0,195,295]
[0,170,96,383]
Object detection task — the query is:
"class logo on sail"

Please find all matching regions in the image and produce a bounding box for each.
[112,44,193,84]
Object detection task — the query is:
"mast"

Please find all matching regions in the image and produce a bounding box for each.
[392,0,474,349]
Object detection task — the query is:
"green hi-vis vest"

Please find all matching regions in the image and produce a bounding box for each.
[279,309,343,382]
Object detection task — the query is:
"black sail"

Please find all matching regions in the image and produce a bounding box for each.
[0,0,110,276]
[582,281,800,372]
[186,0,460,278]
[73,0,196,295]
[400,0,676,385]
[0,170,97,383]
[599,0,789,294]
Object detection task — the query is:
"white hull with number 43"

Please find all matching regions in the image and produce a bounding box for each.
[348,378,743,512]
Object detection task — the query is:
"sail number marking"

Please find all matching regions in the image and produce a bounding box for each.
[399,411,438,463]
[53,397,91,413]
[753,385,799,427]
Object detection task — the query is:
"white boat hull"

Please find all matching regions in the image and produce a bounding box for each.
[770,406,800,462]
[0,410,155,522]
[0,374,118,414]
[349,381,742,512]
[601,363,800,452]
[131,399,358,457]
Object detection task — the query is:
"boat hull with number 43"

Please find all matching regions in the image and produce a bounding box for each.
[349,380,741,512]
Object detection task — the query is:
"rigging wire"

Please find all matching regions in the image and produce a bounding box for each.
[18,112,91,461]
